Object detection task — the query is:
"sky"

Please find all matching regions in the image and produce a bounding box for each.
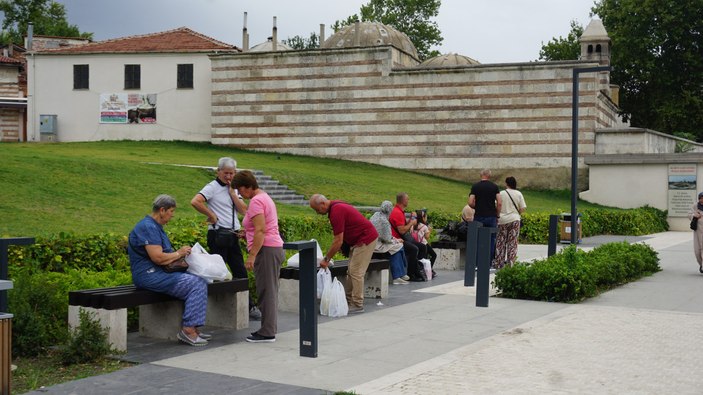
[49,0,597,64]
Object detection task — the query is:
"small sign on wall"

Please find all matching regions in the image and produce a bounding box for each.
[668,164,697,217]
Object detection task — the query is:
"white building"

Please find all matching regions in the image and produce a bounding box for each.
[26,27,239,142]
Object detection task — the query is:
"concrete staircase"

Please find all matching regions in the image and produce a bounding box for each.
[250,170,307,206]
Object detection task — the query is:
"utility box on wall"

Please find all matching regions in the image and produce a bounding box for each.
[39,114,57,142]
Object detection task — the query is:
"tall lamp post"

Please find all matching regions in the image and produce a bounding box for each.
[571,66,611,244]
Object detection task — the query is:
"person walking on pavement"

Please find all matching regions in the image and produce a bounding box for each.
[310,194,378,314]
[468,169,502,263]
[688,191,703,274]
[191,157,262,321]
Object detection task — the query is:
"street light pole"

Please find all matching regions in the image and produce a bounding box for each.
[571,65,610,245]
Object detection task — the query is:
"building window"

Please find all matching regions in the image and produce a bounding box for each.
[587,44,594,53]
[595,44,602,53]
[73,64,89,89]
[177,64,193,89]
[124,64,141,89]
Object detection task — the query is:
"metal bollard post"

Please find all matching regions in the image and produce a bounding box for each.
[283,240,318,358]
[0,237,35,312]
[548,215,559,257]
[464,221,482,286]
[475,226,496,308]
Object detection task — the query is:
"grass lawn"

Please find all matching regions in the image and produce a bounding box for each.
[0,141,613,237]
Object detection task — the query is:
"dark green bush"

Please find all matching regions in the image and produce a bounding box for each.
[494,242,660,303]
[60,309,114,365]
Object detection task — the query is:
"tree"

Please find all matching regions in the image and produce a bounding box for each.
[592,0,703,139]
[0,0,92,45]
[538,20,583,61]
[333,0,443,61]
[283,32,320,50]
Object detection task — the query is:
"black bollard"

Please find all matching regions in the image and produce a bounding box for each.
[548,215,559,257]
[475,226,496,308]
[283,240,318,358]
[0,237,35,312]
[464,221,482,287]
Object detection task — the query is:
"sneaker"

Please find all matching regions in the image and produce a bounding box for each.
[393,278,409,285]
[249,306,262,321]
[348,306,365,314]
[177,330,208,347]
[401,275,410,281]
[196,331,212,341]
[246,332,276,343]
[432,270,438,279]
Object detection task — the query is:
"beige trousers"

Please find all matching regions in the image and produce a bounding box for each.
[345,238,377,308]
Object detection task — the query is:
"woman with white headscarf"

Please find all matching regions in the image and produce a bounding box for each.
[370,200,410,284]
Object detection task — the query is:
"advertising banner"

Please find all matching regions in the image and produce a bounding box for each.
[668,164,697,217]
[99,93,156,124]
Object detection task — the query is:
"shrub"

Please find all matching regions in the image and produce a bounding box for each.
[60,308,114,365]
[494,242,660,303]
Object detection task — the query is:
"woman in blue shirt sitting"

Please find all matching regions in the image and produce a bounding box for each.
[127,194,208,346]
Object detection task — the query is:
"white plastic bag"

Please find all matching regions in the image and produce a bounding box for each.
[420,258,432,281]
[185,242,232,283]
[320,276,347,316]
[327,278,348,317]
[287,239,324,267]
[317,267,332,299]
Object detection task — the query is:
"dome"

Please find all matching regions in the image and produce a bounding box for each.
[419,53,481,67]
[321,21,418,59]
[249,38,293,52]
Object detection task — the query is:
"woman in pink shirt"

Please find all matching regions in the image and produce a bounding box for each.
[232,170,284,343]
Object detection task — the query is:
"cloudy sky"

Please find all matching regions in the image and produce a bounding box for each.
[53,0,597,63]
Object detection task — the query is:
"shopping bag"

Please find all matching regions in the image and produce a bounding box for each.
[320,281,332,316]
[185,242,232,283]
[317,267,332,299]
[327,278,348,318]
[287,239,324,267]
[420,258,432,281]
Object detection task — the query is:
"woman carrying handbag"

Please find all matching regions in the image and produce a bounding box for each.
[492,176,527,270]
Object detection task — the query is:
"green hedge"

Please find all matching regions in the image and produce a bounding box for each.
[494,242,661,303]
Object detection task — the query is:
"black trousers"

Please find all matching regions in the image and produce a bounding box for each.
[403,240,428,279]
[207,229,246,278]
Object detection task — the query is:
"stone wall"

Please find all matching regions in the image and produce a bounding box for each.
[0,66,23,142]
[210,46,622,188]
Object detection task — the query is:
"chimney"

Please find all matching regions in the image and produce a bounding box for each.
[319,24,325,44]
[242,12,249,51]
[26,23,33,51]
[354,21,360,46]
[272,16,277,51]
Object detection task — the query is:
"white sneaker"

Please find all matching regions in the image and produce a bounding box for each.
[393,278,409,285]
[401,275,410,281]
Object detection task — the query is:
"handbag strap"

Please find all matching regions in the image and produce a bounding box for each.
[505,190,520,213]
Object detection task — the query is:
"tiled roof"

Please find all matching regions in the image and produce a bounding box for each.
[0,56,22,64]
[36,27,239,54]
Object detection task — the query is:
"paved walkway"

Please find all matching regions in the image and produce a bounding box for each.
[26,232,703,394]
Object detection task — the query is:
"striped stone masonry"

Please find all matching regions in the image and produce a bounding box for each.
[210,47,621,188]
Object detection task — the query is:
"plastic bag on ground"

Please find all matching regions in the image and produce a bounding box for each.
[420,258,432,281]
[317,267,332,299]
[287,239,324,267]
[326,278,348,318]
[185,242,232,283]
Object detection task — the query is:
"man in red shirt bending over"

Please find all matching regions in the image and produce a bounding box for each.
[310,194,379,314]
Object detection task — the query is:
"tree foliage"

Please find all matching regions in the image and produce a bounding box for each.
[333,0,443,61]
[283,32,320,50]
[0,0,92,45]
[592,0,703,139]
[538,20,583,61]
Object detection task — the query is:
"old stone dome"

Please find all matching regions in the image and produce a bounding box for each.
[249,38,293,52]
[419,53,481,67]
[321,21,418,59]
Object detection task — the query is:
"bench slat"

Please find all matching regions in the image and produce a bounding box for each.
[279,258,389,280]
[69,278,249,310]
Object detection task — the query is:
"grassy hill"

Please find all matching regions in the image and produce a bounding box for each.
[0,141,610,236]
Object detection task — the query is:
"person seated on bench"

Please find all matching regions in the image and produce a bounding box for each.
[414,209,437,278]
[390,192,427,281]
[457,204,475,241]
[370,200,410,285]
[127,194,209,347]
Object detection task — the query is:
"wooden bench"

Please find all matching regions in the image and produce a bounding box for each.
[68,278,249,351]
[278,258,390,313]
[431,240,467,270]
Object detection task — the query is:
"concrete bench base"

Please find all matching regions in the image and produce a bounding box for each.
[68,306,128,351]
[68,290,249,351]
[279,269,389,313]
[140,290,249,341]
[433,248,466,270]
